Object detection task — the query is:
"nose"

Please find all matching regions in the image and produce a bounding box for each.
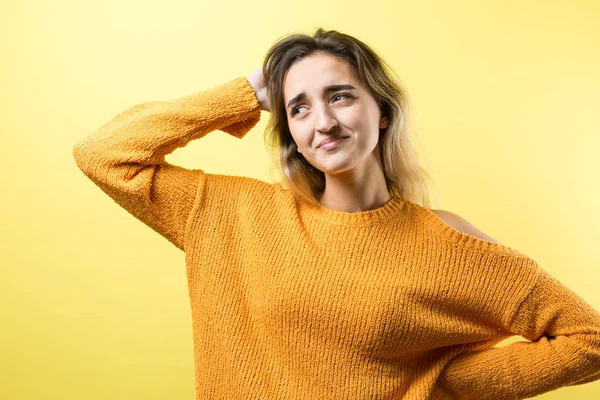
[315,105,339,133]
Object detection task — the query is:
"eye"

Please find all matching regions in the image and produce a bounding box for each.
[291,93,355,116]
[333,93,354,102]
[291,104,307,116]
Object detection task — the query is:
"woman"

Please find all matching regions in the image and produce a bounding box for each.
[73,28,600,399]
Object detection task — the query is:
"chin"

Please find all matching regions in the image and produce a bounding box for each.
[305,151,363,175]
[316,161,358,176]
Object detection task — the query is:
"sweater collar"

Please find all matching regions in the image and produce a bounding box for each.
[298,195,408,226]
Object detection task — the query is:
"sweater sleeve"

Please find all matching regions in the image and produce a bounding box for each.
[437,260,600,399]
[72,77,261,251]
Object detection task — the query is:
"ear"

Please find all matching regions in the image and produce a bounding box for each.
[379,116,389,129]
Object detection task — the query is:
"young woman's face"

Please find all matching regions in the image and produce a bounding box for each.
[283,52,387,176]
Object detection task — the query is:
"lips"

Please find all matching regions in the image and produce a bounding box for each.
[318,136,349,149]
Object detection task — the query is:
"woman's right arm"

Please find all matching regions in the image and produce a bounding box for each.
[72,76,263,251]
[246,67,270,111]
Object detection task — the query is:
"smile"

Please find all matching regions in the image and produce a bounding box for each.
[319,137,348,151]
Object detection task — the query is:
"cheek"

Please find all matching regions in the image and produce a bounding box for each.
[351,115,382,148]
[345,111,371,131]
[288,129,300,146]
[289,127,311,148]
[342,104,374,129]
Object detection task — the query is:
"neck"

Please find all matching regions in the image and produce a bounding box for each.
[317,151,392,213]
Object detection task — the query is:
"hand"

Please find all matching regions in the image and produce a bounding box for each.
[246,67,271,112]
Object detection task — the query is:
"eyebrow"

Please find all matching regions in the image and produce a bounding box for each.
[286,84,357,110]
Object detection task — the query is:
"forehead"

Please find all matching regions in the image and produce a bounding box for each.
[283,53,360,100]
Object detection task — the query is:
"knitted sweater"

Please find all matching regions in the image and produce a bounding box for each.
[72,76,600,399]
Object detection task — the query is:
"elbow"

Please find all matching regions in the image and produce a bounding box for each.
[72,137,91,162]
[72,138,103,175]
[72,140,91,172]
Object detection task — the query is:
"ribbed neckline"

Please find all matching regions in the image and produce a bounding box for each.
[416,204,532,257]
[299,195,408,226]
[297,193,534,257]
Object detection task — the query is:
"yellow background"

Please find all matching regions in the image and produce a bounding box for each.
[2,0,599,398]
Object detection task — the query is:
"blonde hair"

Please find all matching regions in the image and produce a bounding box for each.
[262,28,438,209]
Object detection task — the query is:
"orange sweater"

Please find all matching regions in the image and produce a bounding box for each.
[73,76,600,399]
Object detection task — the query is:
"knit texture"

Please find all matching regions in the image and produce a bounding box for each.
[73,76,600,399]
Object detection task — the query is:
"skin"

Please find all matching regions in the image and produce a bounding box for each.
[281,52,391,213]
[246,59,499,245]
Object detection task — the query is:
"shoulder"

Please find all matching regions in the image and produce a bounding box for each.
[429,209,500,244]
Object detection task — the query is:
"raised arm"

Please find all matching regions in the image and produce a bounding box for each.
[437,262,600,399]
[72,76,262,251]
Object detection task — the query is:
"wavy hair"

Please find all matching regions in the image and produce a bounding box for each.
[262,28,437,209]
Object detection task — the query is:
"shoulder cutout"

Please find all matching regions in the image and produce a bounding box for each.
[430,209,500,244]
